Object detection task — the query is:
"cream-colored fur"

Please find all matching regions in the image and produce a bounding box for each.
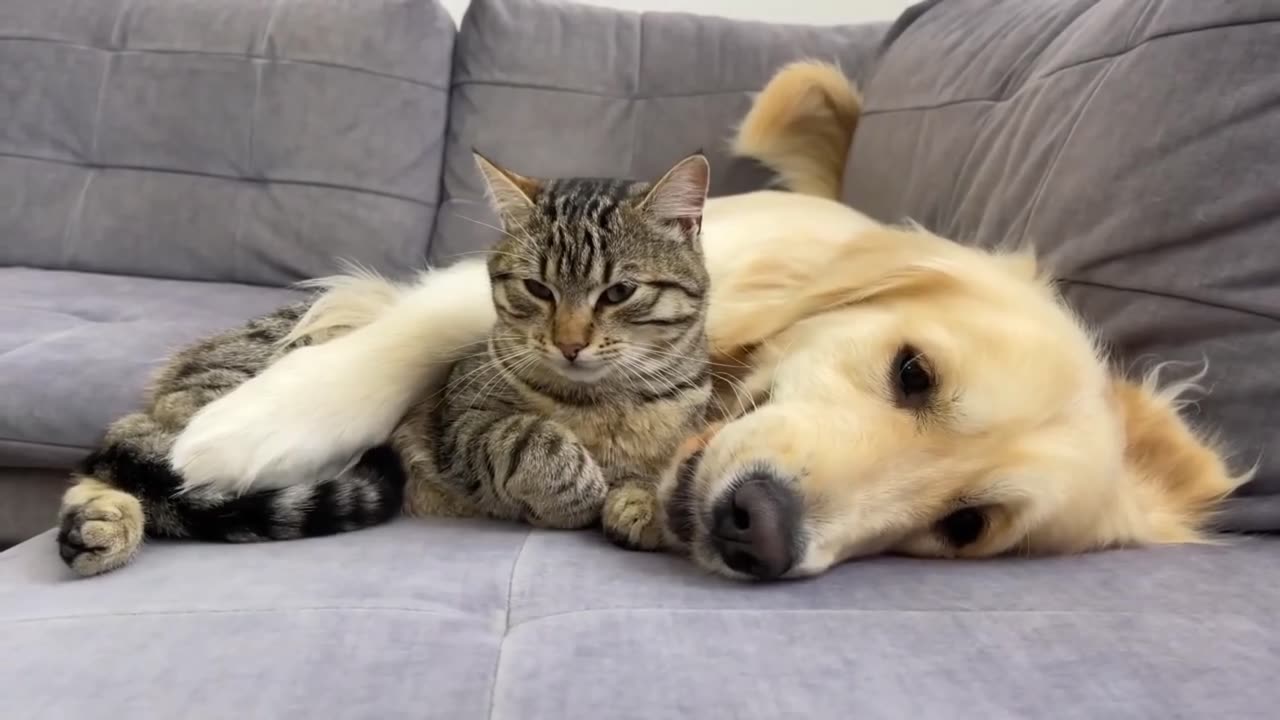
[172,259,495,494]
[171,61,1245,578]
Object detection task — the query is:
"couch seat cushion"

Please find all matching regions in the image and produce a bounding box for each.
[0,521,1276,718]
[0,267,301,468]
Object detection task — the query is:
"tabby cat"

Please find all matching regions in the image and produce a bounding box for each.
[56,152,714,576]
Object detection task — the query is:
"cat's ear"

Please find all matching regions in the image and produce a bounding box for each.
[473,150,541,225]
[642,152,710,242]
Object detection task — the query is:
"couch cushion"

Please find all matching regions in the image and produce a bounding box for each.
[845,0,1280,530]
[0,0,454,286]
[0,470,66,544]
[429,0,888,263]
[0,268,301,468]
[0,521,1276,718]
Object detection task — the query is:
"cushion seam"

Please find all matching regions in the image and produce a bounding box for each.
[451,78,759,101]
[0,438,93,453]
[486,529,532,720]
[504,605,1271,632]
[1059,278,1280,323]
[860,17,1280,117]
[0,264,313,291]
[0,149,438,209]
[1015,20,1134,248]
[6,603,1265,628]
[0,605,486,625]
[0,35,449,92]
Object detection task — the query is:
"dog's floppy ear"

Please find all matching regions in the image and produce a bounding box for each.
[708,226,958,353]
[1109,373,1247,542]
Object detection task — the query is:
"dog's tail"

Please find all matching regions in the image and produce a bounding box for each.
[732,60,862,200]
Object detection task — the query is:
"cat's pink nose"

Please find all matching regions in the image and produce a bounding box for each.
[556,342,585,361]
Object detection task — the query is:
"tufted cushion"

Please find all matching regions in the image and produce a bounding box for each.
[429,0,888,264]
[844,0,1280,530]
[0,0,454,286]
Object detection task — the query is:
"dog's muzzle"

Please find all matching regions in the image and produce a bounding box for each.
[709,471,802,580]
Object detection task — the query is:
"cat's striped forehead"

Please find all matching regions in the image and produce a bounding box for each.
[488,173,704,294]
[537,177,649,229]
[511,178,652,287]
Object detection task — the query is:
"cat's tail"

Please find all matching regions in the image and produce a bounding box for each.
[732,60,862,201]
[57,414,406,577]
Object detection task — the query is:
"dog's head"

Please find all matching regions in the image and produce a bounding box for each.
[659,224,1245,580]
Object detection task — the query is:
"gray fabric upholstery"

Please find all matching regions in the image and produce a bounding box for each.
[0,521,1276,718]
[430,0,888,263]
[2,1,1278,716]
[0,0,453,286]
[0,471,64,545]
[0,267,301,469]
[844,0,1280,529]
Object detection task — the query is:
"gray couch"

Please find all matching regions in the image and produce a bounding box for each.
[2,0,1277,717]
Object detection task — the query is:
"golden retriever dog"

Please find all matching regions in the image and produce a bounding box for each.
[170,61,1247,580]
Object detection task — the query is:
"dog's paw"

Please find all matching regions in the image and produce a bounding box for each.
[57,490,144,577]
[171,345,398,495]
[602,483,666,551]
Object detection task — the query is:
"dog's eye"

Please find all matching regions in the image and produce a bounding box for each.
[892,345,934,408]
[937,507,986,548]
[599,283,636,305]
[523,279,554,301]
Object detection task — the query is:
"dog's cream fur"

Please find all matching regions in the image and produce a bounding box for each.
[172,62,1246,578]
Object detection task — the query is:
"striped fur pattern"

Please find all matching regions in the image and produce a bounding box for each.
[56,152,712,575]
[399,152,714,549]
[57,303,407,576]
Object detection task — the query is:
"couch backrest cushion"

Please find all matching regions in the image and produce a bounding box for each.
[844,0,1280,526]
[0,0,454,286]
[430,0,888,264]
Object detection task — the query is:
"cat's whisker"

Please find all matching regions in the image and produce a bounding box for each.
[471,347,543,407]
[473,351,541,409]
[712,370,757,416]
[627,341,749,370]
[763,337,797,403]
[613,356,671,399]
[453,216,542,261]
[427,347,539,409]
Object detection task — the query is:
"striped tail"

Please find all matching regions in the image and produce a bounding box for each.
[79,441,406,542]
[58,419,406,577]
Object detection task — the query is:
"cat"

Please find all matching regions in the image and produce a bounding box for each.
[55,151,713,576]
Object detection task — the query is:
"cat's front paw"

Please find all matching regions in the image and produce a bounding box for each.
[57,482,145,577]
[602,483,666,551]
[516,455,608,530]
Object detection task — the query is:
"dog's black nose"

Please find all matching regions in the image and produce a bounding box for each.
[711,474,800,580]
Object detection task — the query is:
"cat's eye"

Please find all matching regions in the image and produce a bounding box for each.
[523,279,554,301]
[599,283,636,305]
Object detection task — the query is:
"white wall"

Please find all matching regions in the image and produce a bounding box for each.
[441,0,914,26]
